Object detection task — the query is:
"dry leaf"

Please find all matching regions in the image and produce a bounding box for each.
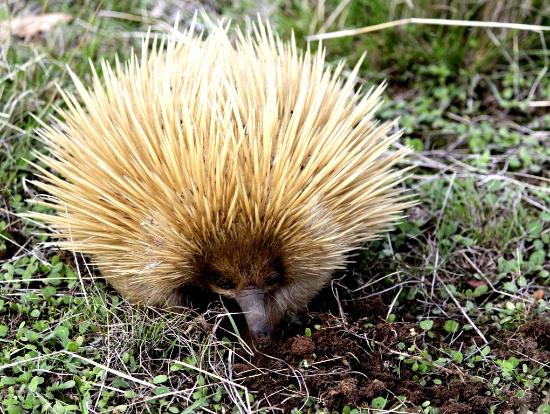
[466,280,487,288]
[0,13,72,41]
[534,289,545,300]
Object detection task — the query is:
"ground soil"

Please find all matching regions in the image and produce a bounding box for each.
[227,287,549,412]
[55,250,550,412]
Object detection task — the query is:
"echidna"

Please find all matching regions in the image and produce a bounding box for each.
[28,20,411,339]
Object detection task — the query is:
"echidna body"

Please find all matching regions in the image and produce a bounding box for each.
[30,21,411,338]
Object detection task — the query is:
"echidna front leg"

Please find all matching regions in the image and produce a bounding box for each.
[264,272,334,333]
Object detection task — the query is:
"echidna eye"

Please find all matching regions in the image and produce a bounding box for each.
[266,272,282,286]
[217,278,236,290]
[202,268,236,290]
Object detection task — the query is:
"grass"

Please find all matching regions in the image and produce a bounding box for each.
[1,0,549,413]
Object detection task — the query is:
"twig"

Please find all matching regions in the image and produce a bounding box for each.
[387,349,469,381]
[435,275,489,345]
[61,350,157,388]
[352,271,400,292]
[435,172,456,232]
[0,351,64,371]
[307,18,550,41]
[386,286,403,321]
[318,0,353,33]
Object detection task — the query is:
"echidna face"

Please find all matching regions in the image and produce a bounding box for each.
[195,242,286,338]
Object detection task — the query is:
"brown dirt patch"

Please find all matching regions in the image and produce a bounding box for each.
[229,291,549,412]
[521,318,550,350]
[440,401,474,414]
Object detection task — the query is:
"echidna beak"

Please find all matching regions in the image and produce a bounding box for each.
[234,288,272,340]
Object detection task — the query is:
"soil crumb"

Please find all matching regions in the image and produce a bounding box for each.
[290,336,315,356]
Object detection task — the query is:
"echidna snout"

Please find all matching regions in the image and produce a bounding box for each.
[233,289,272,339]
[28,20,413,342]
